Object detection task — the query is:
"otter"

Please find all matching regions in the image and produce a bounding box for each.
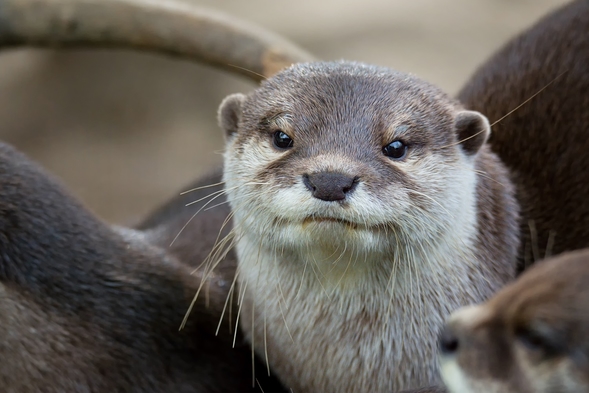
[439,248,589,393]
[433,4,589,389]
[0,0,586,392]
[215,61,520,392]
[457,0,589,272]
[208,1,589,390]
[0,0,313,391]
[0,141,293,392]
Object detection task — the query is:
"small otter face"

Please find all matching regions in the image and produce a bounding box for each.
[219,62,490,273]
[439,250,589,393]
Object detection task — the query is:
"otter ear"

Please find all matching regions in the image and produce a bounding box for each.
[218,93,246,139]
[454,110,491,156]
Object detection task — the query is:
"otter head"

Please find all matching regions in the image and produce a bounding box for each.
[439,249,589,393]
[218,61,491,284]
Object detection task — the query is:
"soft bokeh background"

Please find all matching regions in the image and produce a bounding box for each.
[0,0,569,225]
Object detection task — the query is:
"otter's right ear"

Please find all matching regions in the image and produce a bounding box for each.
[454,110,491,157]
[218,93,246,139]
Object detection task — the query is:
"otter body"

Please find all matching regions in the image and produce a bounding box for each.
[458,0,589,270]
[0,142,284,392]
[217,61,519,392]
[440,249,589,393]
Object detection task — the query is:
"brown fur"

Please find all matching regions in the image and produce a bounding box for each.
[0,142,287,392]
[440,249,589,393]
[457,0,589,272]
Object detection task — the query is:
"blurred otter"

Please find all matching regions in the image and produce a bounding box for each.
[439,249,589,393]
[0,141,291,392]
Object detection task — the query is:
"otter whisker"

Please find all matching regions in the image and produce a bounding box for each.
[192,187,263,279]
[276,284,295,344]
[333,242,355,291]
[529,219,540,263]
[264,301,270,376]
[181,229,239,330]
[188,201,263,331]
[319,241,342,263]
[472,169,505,187]
[170,188,232,247]
[255,378,266,393]
[234,279,249,348]
[307,253,331,299]
[185,182,267,207]
[294,259,308,299]
[384,223,401,334]
[437,70,568,151]
[215,265,240,336]
[227,63,268,80]
[489,70,568,127]
[545,230,556,259]
[251,291,255,387]
[202,200,231,212]
[184,188,227,207]
[180,180,225,195]
[191,216,236,276]
[329,240,348,268]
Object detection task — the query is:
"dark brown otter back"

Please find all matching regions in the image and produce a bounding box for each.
[457,0,589,272]
[0,142,286,392]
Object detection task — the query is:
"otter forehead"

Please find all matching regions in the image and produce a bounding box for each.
[240,61,460,149]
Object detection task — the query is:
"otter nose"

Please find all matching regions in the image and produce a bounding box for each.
[439,324,460,356]
[303,172,357,202]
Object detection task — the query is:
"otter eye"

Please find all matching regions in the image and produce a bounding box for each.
[515,325,561,356]
[516,328,546,351]
[273,130,294,149]
[383,140,407,160]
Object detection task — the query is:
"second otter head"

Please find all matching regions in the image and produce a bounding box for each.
[439,249,589,393]
[218,61,490,270]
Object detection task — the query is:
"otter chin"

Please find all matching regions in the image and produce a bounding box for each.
[216,61,519,392]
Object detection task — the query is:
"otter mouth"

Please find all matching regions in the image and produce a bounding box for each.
[302,216,359,229]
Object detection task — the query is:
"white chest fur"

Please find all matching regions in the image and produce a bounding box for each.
[236,236,494,393]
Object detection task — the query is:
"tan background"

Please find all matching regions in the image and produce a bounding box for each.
[0,0,569,225]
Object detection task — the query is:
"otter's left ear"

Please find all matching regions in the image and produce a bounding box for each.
[454,110,491,156]
[218,93,246,140]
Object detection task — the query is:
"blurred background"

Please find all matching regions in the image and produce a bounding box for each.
[0,0,569,225]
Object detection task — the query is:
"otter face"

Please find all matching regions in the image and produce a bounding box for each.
[439,250,589,393]
[218,61,490,278]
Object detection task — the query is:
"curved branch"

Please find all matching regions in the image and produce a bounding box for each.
[0,0,315,82]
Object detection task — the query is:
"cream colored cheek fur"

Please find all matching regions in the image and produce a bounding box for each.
[226,141,479,254]
[441,363,510,393]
